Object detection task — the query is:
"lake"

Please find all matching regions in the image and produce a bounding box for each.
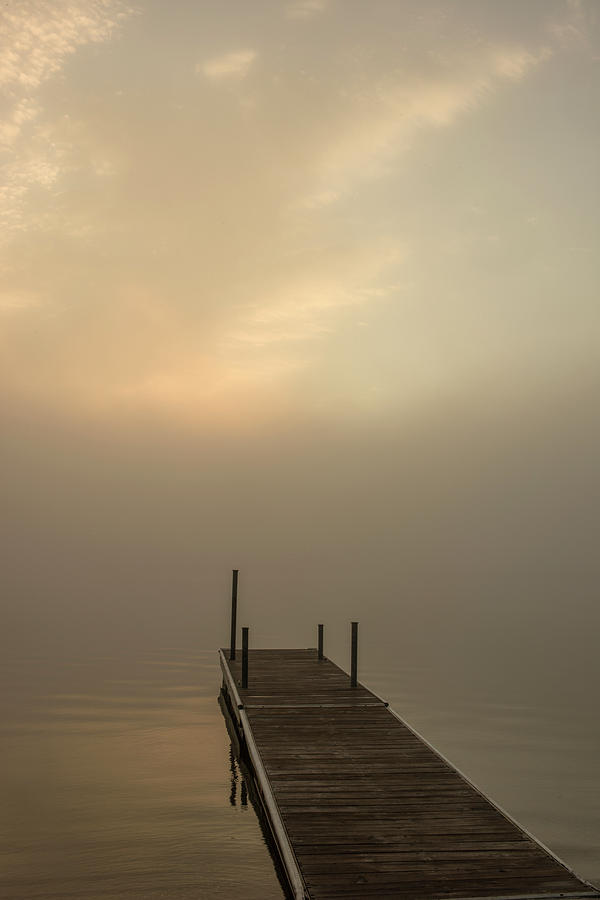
[1,635,598,898]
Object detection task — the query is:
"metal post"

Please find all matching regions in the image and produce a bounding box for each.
[351,621,358,687]
[229,569,238,661]
[242,626,249,689]
[318,624,324,660]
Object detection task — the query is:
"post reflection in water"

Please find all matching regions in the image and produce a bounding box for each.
[229,743,248,808]
[219,693,290,897]
[229,745,238,807]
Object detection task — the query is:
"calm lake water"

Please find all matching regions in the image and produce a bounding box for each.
[1,642,599,898]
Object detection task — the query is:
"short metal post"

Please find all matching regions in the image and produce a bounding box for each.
[242,626,249,689]
[229,569,238,661]
[318,624,324,660]
[350,621,358,687]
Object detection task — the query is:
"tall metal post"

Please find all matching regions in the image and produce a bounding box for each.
[318,624,324,660]
[229,569,238,661]
[242,626,249,689]
[351,621,358,687]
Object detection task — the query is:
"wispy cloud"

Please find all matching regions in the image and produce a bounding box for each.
[0,150,62,234]
[299,189,339,210]
[492,46,552,80]
[224,241,403,351]
[98,241,403,419]
[548,0,594,47]
[0,289,42,315]
[2,1,597,425]
[0,0,135,235]
[286,0,330,20]
[301,43,552,208]
[198,49,257,81]
[0,0,134,141]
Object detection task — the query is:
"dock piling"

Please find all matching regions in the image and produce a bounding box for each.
[229,569,238,661]
[317,624,324,660]
[242,626,249,688]
[350,621,358,687]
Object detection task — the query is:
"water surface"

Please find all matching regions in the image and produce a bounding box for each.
[1,650,283,899]
[1,644,598,898]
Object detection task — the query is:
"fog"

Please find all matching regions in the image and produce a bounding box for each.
[2,5,600,897]
[4,370,599,712]
[2,0,599,711]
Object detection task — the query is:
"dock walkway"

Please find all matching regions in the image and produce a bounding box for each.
[219,647,599,900]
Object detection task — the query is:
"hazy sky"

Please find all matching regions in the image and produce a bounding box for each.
[2,1,599,668]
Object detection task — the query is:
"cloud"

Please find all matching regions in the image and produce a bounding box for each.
[492,46,552,80]
[67,241,404,421]
[300,43,552,207]
[223,240,403,351]
[299,189,339,210]
[549,0,597,46]
[0,1,135,236]
[0,290,42,315]
[0,0,134,129]
[0,97,39,147]
[198,50,257,81]
[286,0,329,20]
[2,2,597,427]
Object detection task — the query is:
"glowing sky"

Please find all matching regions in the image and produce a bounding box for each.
[2,1,600,673]
[2,0,598,426]
[3,16,600,893]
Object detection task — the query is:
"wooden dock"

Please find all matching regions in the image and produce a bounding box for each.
[219,647,599,900]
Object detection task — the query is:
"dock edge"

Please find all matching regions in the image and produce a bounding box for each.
[365,683,600,898]
[219,649,309,900]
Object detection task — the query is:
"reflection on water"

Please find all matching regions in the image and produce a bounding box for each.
[229,749,248,810]
[1,647,598,898]
[0,650,284,899]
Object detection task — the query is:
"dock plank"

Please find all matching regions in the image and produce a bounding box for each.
[220,649,598,900]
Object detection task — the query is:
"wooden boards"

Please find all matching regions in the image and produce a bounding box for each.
[219,648,599,900]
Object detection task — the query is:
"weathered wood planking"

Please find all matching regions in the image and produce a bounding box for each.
[219,648,599,900]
